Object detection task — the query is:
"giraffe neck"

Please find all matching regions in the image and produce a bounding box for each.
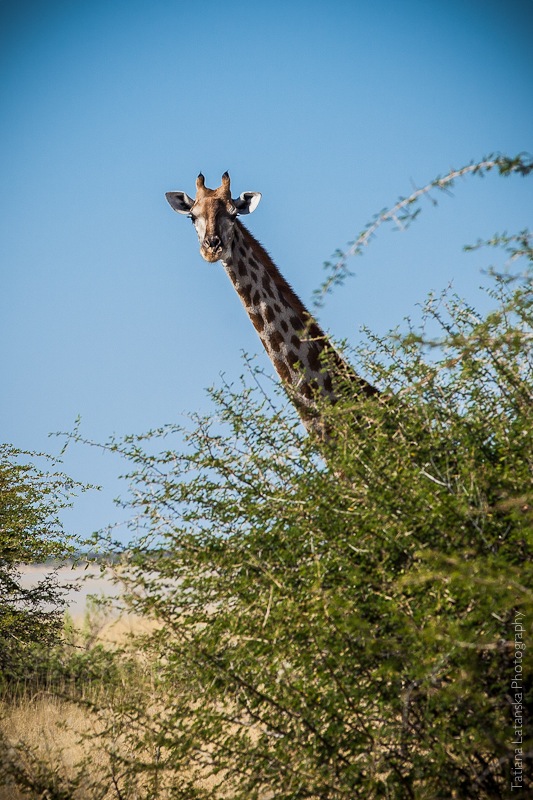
[222,221,376,431]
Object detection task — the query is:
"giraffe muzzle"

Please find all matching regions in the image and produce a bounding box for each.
[204,235,221,251]
[201,235,224,262]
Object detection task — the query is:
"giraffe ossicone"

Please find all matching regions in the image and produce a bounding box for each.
[166,172,377,435]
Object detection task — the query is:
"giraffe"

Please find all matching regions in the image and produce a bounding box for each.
[165,172,378,435]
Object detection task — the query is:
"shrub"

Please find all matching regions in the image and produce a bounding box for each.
[88,251,532,798]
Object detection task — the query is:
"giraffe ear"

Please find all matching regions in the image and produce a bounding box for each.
[233,192,261,215]
[165,191,195,214]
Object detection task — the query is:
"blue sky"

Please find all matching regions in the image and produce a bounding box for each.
[1,0,532,539]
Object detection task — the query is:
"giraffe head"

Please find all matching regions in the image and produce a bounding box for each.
[166,172,261,263]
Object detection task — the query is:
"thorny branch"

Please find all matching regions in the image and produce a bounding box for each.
[313,152,533,308]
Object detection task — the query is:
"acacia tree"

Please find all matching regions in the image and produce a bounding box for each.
[85,256,530,799]
[0,445,82,680]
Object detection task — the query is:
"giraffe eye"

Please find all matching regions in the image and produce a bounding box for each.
[188,213,196,224]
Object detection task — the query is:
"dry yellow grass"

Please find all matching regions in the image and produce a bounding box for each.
[0,694,110,799]
[0,611,134,799]
[0,611,224,800]
[0,690,227,800]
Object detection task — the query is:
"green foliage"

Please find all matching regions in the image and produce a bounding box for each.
[78,240,532,797]
[0,445,83,680]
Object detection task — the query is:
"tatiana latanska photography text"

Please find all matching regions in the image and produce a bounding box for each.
[511,611,526,792]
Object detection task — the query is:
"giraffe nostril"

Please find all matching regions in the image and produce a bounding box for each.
[205,235,221,250]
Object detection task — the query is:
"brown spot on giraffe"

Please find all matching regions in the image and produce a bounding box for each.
[275,359,292,384]
[262,273,274,296]
[235,282,251,301]
[269,330,284,353]
[290,315,303,331]
[287,349,301,368]
[306,321,324,341]
[264,305,275,323]
[307,345,322,373]
[249,311,264,332]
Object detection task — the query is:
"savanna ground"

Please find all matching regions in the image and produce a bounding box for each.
[1,576,141,800]
[1,580,223,800]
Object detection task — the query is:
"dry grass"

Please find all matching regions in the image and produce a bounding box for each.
[0,694,110,799]
[0,610,225,800]
[0,609,131,799]
[0,689,226,800]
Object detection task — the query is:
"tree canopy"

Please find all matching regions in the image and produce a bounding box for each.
[0,445,82,678]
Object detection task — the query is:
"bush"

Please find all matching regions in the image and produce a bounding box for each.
[0,446,85,683]
[86,245,531,798]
